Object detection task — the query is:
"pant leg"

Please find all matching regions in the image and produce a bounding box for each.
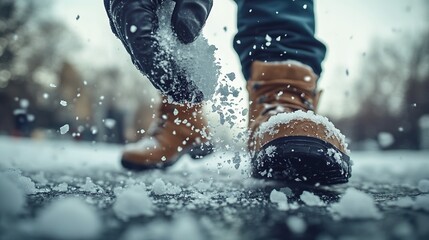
[234,0,326,80]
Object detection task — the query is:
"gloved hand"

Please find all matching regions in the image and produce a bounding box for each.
[104,0,213,103]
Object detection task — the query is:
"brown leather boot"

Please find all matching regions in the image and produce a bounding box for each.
[121,97,214,170]
[248,61,352,184]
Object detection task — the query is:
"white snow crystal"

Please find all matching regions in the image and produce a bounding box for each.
[113,184,154,220]
[417,179,429,193]
[270,189,288,210]
[60,100,67,106]
[35,198,101,239]
[104,118,116,129]
[60,124,69,135]
[257,110,349,153]
[286,216,307,234]
[300,191,325,206]
[0,175,26,215]
[152,178,166,195]
[330,188,381,219]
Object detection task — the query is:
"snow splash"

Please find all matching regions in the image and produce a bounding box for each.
[155,2,221,101]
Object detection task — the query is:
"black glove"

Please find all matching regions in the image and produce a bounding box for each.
[104,0,213,103]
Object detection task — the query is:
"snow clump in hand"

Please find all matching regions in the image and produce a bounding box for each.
[34,197,102,239]
[155,2,221,101]
[113,184,154,220]
[330,188,381,219]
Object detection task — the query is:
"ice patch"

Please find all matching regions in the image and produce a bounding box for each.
[113,184,154,220]
[256,110,349,153]
[270,189,289,210]
[330,188,381,219]
[300,191,325,206]
[34,198,101,239]
[0,175,26,215]
[286,216,307,234]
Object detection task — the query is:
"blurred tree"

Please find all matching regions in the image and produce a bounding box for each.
[336,29,429,150]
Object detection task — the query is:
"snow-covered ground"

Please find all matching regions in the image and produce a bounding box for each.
[1,136,429,240]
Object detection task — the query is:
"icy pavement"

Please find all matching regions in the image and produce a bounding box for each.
[1,136,429,240]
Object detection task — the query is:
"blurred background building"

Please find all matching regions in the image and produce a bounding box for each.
[0,0,428,150]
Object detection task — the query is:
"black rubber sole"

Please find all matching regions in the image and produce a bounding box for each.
[121,142,215,171]
[251,136,352,185]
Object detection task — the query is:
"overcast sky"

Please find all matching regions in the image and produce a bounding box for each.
[52,0,427,117]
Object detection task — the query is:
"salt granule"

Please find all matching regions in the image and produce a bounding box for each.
[330,188,381,219]
[35,198,101,239]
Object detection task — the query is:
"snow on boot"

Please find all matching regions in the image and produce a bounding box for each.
[121,97,214,170]
[247,61,352,184]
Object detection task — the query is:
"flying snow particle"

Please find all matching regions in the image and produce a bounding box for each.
[20,99,29,108]
[303,4,308,9]
[130,25,137,33]
[60,100,67,107]
[104,119,116,129]
[286,216,307,234]
[378,132,394,148]
[60,124,69,135]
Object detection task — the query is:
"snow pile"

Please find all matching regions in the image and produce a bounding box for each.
[417,179,429,193]
[0,175,26,215]
[286,216,307,234]
[270,189,288,210]
[113,184,154,220]
[300,191,325,206]
[256,110,349,153]
[386,195,429,211]
[330,188,381,219]
[155,2,220,101]
[53,183,69,192]
[34,198,101,239]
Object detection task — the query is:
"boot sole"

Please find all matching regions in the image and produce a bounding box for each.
[121,142,215,171]
[251,136,352,185]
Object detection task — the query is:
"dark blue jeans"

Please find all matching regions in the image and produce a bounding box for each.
[233,0,326,80]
